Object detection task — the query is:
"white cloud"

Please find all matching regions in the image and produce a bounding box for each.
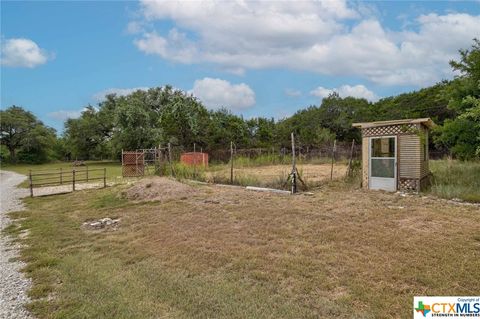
[134,29,198,64]
[310,84,379,101]
[1,38,51,68]
[190,77,255,110]
[285,89,302,97]
[126,21,144,34]
[93,87,150,101]
[48,109,84,121]
[132,1,480,86]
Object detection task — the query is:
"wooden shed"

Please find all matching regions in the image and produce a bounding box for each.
[352,118,435,192]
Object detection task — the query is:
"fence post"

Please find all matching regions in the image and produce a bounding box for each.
[60,168,63,185]
[168,142,176,178]
[230,141,234,184]
[86,166,89,182]
[168,142,172,176]
[193,143,197,179]
[291,132,297,194]
[103,168,107,188]
[346,139,355,177]
[330,139,337,181]
[72,169,76,191]
[29,170,33,197]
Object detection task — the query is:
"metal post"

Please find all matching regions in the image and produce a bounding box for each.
[103,168,107,188]
[29,170,33,197]
[72,169,76,191]
[330,139,336,181]
[347,139,355,177]
[193,143,197,179]
[230,141,234,184]
[291,132,297,194]
[86,166,89,182]
[60,167,63,185]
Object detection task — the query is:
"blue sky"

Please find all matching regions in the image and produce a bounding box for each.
[1,1,479,132]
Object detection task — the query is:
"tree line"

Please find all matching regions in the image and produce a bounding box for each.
[1,40,479,163]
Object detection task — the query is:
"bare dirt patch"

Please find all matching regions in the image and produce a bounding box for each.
[124,177,197,202]
[32,181,109,197]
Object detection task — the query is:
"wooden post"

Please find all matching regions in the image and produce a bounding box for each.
[72,169,76,191]
[29,170,33,197]
[60,167,63,185]
[193,143,197,179]
[346,140,355,177]
[86,166,89,182]
[291,132,297,194]
[230,141,234,184]
[103,168,107,188]
[168,142,175,178]
[330,139,336,181]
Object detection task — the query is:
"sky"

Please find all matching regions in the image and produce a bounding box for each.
[1,0,479,132]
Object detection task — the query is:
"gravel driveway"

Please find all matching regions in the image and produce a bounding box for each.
[0,170,33,319]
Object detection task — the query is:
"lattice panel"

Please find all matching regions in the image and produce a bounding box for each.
[122,152,145,177]
[122,152,144,165]
[362,124,417,137]
[399,178,419,192]
[122,165,145,177]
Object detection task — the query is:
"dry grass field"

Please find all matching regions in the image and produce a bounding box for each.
[202,163,348,189]
[5,176,480,318]
[206,163,347,184]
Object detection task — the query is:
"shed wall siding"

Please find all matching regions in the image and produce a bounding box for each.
[399,135,421,179]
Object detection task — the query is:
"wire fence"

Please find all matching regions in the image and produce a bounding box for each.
[148,138,363,192]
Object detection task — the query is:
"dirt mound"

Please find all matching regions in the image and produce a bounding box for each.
[124,177,196,202]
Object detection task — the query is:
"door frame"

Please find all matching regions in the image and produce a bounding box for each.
[368,135,397,191]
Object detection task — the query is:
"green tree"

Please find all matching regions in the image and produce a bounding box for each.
[64,106,111,160]
[435,39,480,159]
[157,89,210,148]
[246,117,276,148]
[0,106,57,163]
[206,109,249,149]
[0,106,37,161]
[112,92,163,154]
[17,125,57,163]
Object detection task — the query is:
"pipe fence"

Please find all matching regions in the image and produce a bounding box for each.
[28,167,107,197]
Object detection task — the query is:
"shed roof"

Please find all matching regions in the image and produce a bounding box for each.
[352,118,435,129]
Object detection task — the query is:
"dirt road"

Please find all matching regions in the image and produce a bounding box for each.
[0,170,33,319]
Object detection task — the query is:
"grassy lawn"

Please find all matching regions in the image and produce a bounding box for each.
[1,161,123,187]
[429,160,480,202]
[5,178,480,319]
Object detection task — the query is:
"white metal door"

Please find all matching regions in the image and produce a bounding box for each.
[369,136,397,191]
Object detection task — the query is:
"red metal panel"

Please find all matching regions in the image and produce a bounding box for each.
[180,152,209,167]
